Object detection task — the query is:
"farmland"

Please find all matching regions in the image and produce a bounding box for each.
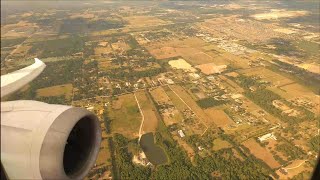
[108,94,141,139]
[2,0,319,179]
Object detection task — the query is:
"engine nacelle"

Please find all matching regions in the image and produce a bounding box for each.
[1,100,101,180]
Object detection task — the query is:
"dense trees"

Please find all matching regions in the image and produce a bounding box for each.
[196,97,227,108]
[112,134,151,180]
[29,35,85,58]
[269,60,320,95]
[309,135,320,152]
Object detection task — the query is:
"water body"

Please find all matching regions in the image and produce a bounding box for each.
[140,133,168,165]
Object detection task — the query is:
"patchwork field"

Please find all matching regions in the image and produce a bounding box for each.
[150,87,184,125]
[268,83,320,114]
[168,58,196,72]
[251,10,308,20]
[135,90,159,133]
[37,83,73,99]
[242,138,281,169]
[111,40,130,51]
[123,16,168,28]
[168,85,213,130]
[196,63,227,75]
[197,16,285,43]
[94,46,113,55]
[145,37,220,65]
[109,94,141,139]
[238,67,294,86]
[276,160,312,179]
[204,108,235,128]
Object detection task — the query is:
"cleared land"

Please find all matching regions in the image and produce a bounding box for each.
[196,63,227,75]
[251,10,308,20]
[277,160,312,179]
[109,94,141,139]
[145,37,218,65]
[212,138,232,151]
[238,67,294,86]
[123,16,168,28]
[204,108,235,128]
[168,58,196,72]
[150,87,184,125]
[135,91,159,133]
[242,138,281,169]
[96,139,111,166]
[37,83,73,99]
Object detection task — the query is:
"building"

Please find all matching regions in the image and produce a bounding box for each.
[258,133,277,142]
[178,130,185,138]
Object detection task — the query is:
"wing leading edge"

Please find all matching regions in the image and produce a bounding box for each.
[1,58,46,98]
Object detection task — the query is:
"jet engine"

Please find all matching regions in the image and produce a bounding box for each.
[1,100,101,180]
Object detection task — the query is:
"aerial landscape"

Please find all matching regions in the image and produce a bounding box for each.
[1,0,319,179]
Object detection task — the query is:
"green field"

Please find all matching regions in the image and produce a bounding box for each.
[108,94,141,139]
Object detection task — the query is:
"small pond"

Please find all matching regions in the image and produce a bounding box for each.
[140,132,168,165]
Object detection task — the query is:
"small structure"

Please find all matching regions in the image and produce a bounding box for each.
[258,133,277,142]
[178,130,185,138]
[166,78,174,84]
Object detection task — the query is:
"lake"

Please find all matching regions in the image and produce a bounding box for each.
[140,132,168,165]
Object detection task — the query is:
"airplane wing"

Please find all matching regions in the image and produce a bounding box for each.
[1,58,46,98]
[1,57,101,179]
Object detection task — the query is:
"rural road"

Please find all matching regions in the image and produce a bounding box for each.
[167,85,208,136]
[284,160,306,170]
[134,93,145,142]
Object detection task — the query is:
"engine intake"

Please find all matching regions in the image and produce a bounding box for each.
[1,100,101,180]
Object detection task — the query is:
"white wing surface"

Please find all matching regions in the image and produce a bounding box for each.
[1,58,46,98]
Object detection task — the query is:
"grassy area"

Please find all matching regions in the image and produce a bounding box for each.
[37,83,73,100]
[108,94,141,139]
[212,138,232,151]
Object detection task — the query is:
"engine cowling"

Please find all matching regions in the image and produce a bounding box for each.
[1,100,101,180]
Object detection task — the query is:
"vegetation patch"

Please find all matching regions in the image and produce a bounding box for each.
[196,97,227,109]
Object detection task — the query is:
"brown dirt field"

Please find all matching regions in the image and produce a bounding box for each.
[135,91,159,133]
[181,51,214,65]
[265,139,288,161]
[96,139,111,166]
[204,108,235,128]
[37,83,73,99]
[242,138,281,169]
[94,46,113,55]
[148,46,180,59]
[145,37,219,65]
[123,16,168,28]
[150,87,172,104]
